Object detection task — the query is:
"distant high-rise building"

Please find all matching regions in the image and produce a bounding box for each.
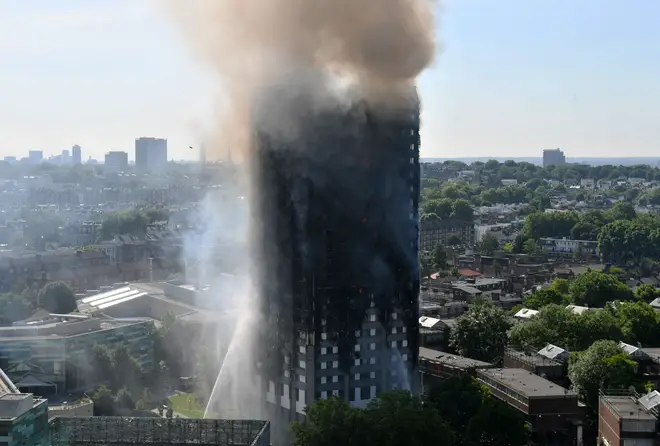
[61,150,71,165]
[28,150,43,164]
[105,151,129,174]
[72,145,82,165]
[543,148,566,168]
[135,137,167,172]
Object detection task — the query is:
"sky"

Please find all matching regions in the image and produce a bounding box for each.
[0,0,658,161]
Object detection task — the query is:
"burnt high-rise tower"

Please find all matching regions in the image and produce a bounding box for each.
[251,85,420,440]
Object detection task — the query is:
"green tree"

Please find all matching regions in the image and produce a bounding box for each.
[450,302,512,363]
[568,340,637,410]
[37,281,77,314]
[291,392,454,446]
[477,234,499,255]
[523,288,567,310]
[635,284,660,303]
[463,397,528,446]
[434,245,448,270]
[112,344,142,394]
[92,385,116,416]
[452,200,474,222]
[447,234,462,247]
[608,202,636,221]
[608,301,659,346]
[114,388,135,411]
[568,271,632,307]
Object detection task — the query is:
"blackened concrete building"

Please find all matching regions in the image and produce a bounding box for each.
[252,87,421,440]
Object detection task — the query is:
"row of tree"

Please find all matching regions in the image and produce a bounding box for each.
[292,377,528,446]
[0,281,77,325]
[424,159,660,183]
[99,208,169,241]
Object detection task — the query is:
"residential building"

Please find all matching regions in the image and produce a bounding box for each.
[0,368,49,446]
[135,137,167,172]
[250,88,420,441]
[501,179,518,186]
[104,151,128,174]
[0,315,154,395]
[477,368,584,445]
[580,178,595,189]
[420,220,475,253]
[543,148,566,168]
[71,145,82,165]
[539,237,598,258]
[503,347,566,383]
[419,347,494,390]
[599,390,658,446]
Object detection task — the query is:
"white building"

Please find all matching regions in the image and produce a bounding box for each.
[539,237,598,257]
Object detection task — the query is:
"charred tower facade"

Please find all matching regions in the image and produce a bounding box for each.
[252,86,420,439]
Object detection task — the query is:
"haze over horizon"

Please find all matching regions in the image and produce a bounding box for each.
[1,0,658,161]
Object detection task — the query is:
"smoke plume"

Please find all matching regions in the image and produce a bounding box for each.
[165,0,437,160]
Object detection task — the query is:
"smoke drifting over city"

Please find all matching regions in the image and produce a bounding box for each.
[166,0,437,159]
[166,0,436,438]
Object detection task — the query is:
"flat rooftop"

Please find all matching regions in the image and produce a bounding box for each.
[603,395,657,421]
[478,368,574,398]
[419,347,493,370]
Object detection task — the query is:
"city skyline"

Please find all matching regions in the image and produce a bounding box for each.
[1,0,659,160]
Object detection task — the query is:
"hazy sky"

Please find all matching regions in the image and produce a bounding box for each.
[1,0,658,161]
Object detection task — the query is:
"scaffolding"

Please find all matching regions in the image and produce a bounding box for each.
[48,417,270,446]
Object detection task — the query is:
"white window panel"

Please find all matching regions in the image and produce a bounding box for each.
[392,313,398,320]
[354,358,360,366]
[370,372,375,379]
[370,343,376,351]
[354,344,360,352]
[402,340,408,347]
[333,376,339,383]
[370,386,376,398]
[354,373,360,380]
[321,362,327,370]
[370,357,376,365]
[402,354,408,361]
[299,360,306,369]
[332,390,339,397]
[355,330,361,337]
[299,375,306,383]
[299,345,306,354]
[332,346,338,354]
[391,341,397,348]
[332,361,338,369]
[321,391,328,399]
[370,329,376,336]
[321,376,327,384]
[392,327,398,334]
[321,347,327,355]
[321,333,327,340]
[402,327,407,333]
[369,314,376,322]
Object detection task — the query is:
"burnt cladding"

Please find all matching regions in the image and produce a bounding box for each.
[252,88,420,387]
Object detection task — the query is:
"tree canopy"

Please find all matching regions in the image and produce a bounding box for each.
[450,301,512,363]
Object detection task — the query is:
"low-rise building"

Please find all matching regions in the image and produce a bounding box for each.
[0,368,49,446]
[0,314,154,395]
[419,347,494,391]
[420,220,475,253]
[599,390,658,446]
[477,368,584,445]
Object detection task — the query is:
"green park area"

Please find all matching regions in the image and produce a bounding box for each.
[168,393,205,418]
